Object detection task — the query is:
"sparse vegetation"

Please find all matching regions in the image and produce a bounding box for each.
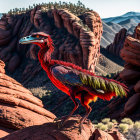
[97,122,104,128]
[107,122,113,130]
[101,118,110,124]
[8,1,91,16]
[133,121,140,129]
[93,117,140,139]
[119,123,129,133]
[112,119,118,124]
[121,118,134,125]
[100,124,108,131]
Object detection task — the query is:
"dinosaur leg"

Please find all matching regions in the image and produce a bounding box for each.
[57,87,79,128]
[62,88,79,124]
[79,91,92,132]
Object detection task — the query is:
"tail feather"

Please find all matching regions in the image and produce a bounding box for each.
[80,73,128,99]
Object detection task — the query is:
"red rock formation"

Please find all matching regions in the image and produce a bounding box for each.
[0,60,5,73]
[120,36,140,66]
[109,129,127,140]
[0,19,12,45]
[119,69,140,83]
[91,129,114,140]
[106,28,127,56]
[119,23,140,117]
[134,23,140,40]
[0,126,14,139]
[101,23,140,120]
[0,60,56,131]
[124,93,140,114]
[2,116,126,140]
[0,6,102,76]
[2,116,94,140]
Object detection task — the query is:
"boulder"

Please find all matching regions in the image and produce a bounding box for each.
[119,69,140,82]
[124,93,140,114]
[0,60,56,129]
[0,126,14,138]
[90,129,114,140]
[2,116,95,140]
[120,48,140,66]
[134,80,140,93]
[0,103,54,129]
[109,129,127,140]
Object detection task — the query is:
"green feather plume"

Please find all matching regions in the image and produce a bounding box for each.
[79,73,127,97]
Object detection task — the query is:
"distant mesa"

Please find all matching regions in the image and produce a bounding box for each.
[102,12,140,24]
[101,12,140,56]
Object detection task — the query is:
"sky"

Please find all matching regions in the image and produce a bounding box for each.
[0,0,140,18]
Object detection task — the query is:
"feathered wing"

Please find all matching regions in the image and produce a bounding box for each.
[79,73,128,100]
[52,65,128,100]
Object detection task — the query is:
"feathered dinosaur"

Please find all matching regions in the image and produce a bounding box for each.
[19,32,128,130]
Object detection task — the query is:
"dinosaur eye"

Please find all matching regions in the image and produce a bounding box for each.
[36,35,40,38]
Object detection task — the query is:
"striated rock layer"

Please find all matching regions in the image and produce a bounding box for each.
[100,23,140,121]
[119,23,140,117]
[0,60,56,138]
[0,6,102,76]
[106,28,127,57]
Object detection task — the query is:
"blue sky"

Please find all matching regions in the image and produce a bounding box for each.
[0,0,139,18]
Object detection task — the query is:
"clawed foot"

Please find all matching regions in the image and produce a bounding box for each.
[53,115,68,123]
[53,116,68,129]
[57,120,65,129]
[79,123,85,133]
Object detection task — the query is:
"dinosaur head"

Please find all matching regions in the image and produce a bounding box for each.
[19,32,53,48]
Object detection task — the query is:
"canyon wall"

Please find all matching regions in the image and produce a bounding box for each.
[0,6,102,74]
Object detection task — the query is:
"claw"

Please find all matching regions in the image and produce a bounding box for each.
[53,117,61,123]
[79,123,85,133]
[57,120,65,129]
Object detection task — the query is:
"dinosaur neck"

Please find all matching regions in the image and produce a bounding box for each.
[38,44,54,67]
[37,40,96,78]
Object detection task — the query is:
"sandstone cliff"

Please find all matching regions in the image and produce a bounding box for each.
[106,28,127,56]
[101,23,140,120]
[0,60,56,138]
[0,6,102,76]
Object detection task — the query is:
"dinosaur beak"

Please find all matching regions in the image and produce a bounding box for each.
[19,35,43,44]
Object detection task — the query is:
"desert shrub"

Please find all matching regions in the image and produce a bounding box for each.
[94,124,98,129]
[107,122,114,130]
[119,123,129,133]
[121,118,134,125]
[101,118,110,124]
[133,121,140,129]
[97,123,103,128]
[100,124,108,131]
[112,119,118,124]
